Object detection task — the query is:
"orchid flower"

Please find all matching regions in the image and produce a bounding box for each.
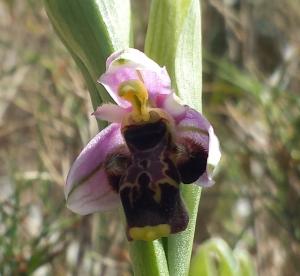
[65,48,221,241]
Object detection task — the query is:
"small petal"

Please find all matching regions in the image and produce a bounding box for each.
[92,103,130,123]
[66,123,126,215]
[160,94,187,122]
[175,107,221,186]
[98,48,172,108]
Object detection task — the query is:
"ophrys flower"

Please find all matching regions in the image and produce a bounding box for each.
[65,48,221,241]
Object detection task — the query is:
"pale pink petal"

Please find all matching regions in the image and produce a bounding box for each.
[159,94,187,122]
[92,103,130,123]
[105,48,164,72]
[65,123,126,214]
[99,68,136,108]
[140,67,171,99]
[98,48,172,108]
[67,170,120,215]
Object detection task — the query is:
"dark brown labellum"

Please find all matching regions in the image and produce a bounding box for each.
[104,119,207,240]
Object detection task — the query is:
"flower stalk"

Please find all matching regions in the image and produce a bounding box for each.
[145,1,204,275]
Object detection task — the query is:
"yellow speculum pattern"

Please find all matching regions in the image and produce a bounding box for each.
[118,79,150,122]
[129,224,171,241]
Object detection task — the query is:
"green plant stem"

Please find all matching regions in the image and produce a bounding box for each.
[129,240,169,276]
[145,1,202,275]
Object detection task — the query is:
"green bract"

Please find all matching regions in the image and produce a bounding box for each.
[44,0,132,109]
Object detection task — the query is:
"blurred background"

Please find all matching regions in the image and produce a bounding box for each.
[0,0,299,275]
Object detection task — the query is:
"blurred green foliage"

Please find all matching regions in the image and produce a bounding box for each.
[199,1,300,275]
[0,0,299,275]
[189,238,256,276]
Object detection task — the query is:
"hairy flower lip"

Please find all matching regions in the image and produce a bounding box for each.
[123,119,168,151]
[65,48,221,240]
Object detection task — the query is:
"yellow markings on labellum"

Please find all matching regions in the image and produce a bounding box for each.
[150,178,179,204]
[118,80,150,122]
[129,224,171,241]
[148,152,179,203]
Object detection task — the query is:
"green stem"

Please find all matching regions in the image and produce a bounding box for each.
[129,240,169,276]
[145,1,202,275]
